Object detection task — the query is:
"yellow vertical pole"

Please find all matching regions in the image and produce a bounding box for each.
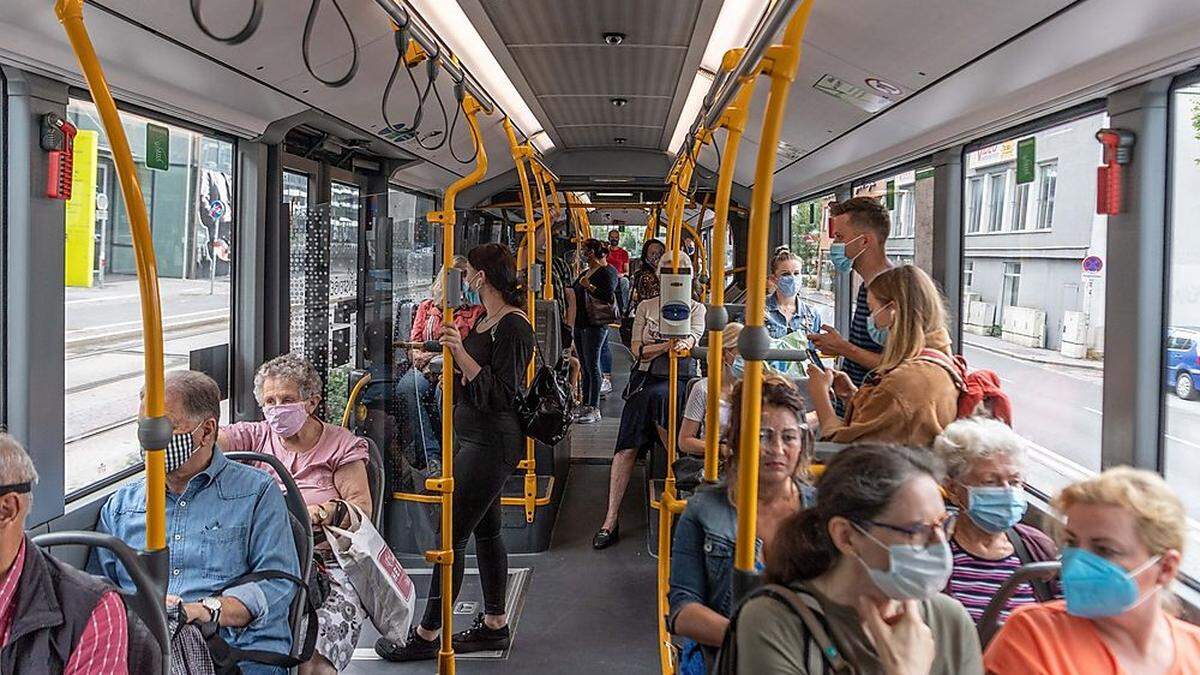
[55,0,168,555]
[734,0,814,592]
[425,94,489,675]
[705,70,755,484]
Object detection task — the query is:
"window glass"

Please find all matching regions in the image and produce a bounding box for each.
[64,99,234,495]
[324,182,361,419]
[787,195,836,326]
[284,171,311,356]
[962,112,1108,493]
[1164,82,1200,550]
[854,168,933,275]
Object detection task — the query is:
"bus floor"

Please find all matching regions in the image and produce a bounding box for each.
[348,337,659,673]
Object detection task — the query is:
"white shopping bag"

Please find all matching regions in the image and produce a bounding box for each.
[325,502,416,642]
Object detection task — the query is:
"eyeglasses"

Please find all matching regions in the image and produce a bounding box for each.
[858,513,957,548]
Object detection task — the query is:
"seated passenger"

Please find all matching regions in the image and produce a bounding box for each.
[93,371,300,675]
[0,433,130,674]
[933,417,1058,625]
[678,322,744,457]
[400,256,483,475]
[669,374,815,672]
[984,467,1200,674]
[219,354,373,675]
[727,444,981,674]
[594,251,706,550]
[806,264,958,447]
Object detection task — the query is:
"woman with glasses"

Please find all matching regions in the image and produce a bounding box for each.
[668,374,816,673]
[721,444,981,674]
[806,264,959,447]
[984,467,1200,674]
[934,417,1058,625]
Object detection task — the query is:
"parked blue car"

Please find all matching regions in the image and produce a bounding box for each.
[1167,328,1200,399]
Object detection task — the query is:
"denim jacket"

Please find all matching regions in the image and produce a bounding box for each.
[764,293,823,339]
[667,481,816,633]
[90,448,299,673]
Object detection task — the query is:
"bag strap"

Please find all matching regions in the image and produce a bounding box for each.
[915,348,966,391]
[204,569,320,668]
[761,585,855,673]
[1004,528,1054,602]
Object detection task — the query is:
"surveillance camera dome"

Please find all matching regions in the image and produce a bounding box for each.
[603,32,626,45]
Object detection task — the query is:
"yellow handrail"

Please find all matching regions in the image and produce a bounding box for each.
[425,93,489,675]
[340,372,373,428]
[705,64,755,484]
[510,124,543,524]
[734,0,814,587]
[55,0,169,557]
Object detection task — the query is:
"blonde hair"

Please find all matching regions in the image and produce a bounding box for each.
[722,322,744,355]
[771,246,800,274]
[429,255,470,304]
[867,265,949,372]
[1054,467,1186,556]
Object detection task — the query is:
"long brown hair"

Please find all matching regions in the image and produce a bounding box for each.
[766,444,943,585]
[867,264,949,372]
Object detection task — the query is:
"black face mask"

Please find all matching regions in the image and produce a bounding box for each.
[0,483,31,496]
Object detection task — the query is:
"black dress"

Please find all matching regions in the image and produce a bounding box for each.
[419,311,535,630]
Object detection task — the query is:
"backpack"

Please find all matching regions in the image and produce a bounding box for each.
[915,349,1013,425]
[716,583,856,674]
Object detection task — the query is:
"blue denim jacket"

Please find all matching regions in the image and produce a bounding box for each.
[91,448,299,674]
[668,481,817,633]
[765,293,823,339]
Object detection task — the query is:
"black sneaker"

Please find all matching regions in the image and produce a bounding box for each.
[452,613,511,653]
[375,627,440,662]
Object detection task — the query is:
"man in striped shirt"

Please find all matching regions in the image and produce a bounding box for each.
[807,197,894,387]
[0,433,128,674]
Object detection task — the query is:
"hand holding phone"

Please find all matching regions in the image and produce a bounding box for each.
[806,347,826,371]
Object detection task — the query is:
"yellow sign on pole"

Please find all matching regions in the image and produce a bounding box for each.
[65,129,99,287]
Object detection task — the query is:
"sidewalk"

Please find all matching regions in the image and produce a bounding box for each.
[963,332,1104,371]
[66,274,231,349]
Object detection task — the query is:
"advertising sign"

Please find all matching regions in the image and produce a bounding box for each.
[64,129,99,287]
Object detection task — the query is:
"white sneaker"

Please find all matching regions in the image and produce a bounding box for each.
[600,377,613,394]
[576,408,602,425]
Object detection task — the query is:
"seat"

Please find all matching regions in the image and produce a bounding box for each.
[224,451,313,666]
[362,435,386,527]
[976,561,1062,647]
[33,531,168,675]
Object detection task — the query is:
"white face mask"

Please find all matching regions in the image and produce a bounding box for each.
[852,523,953,600]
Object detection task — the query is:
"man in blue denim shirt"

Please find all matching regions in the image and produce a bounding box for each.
[90,371,299,675]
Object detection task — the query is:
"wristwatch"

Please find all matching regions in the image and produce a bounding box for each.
[199,596,222,625]
[316,504,330,524]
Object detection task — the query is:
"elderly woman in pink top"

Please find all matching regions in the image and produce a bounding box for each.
[218,353,372,675]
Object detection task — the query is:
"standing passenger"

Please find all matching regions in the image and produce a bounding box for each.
[573,239,619,425]
[765,247,823,339]
[376,243,535,661]
[984,467,1200,674]
[807,197,894,386]
[606,228,630,276]
[723,444,981,674]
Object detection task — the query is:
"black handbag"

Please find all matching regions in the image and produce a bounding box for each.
[647,351,698,379]
[517,350,573,446]
[585,293,619,326]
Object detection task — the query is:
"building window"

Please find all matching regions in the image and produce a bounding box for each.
[1013,181,1031,231]
[963,260,974,290]
[986,170,1008,232]
[903,189,916,237]
[1002,261,1022,307]
[1036,161,1058,229]
[966,176,983,233]
[63,99,235,496]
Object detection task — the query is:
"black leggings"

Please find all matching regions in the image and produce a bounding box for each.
[420,407,521,630]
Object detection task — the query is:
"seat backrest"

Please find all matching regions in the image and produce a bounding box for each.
[223,451,312,661]
[977,561,1062,647]
[32,531,168,675]
[362,435,386,528]
[683,377,702,409]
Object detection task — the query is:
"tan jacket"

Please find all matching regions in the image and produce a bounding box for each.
[822,329,959,447]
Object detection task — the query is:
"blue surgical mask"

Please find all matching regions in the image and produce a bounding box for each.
[1061,547,1162,618]
[463,289,480,305]
[829,234,865,274]
[965,485,1028,533]
[729,356,745,378]
[775,275,799,298]
[853,524,954,601]
[866,313,889,345]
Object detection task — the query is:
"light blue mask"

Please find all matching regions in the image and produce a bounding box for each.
[966,485,1028,533]
[1061,547,1161,618]
[866,314,889,345]
[775,275,799,298]
[729,356,745,378]
[854,524,953,601]
[829,235,865,274]
[463,289,480,305]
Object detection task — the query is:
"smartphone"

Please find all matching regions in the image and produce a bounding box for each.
[806,347,825,371]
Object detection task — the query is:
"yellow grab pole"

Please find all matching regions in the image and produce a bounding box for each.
[705,69,755,484]
[341,372,373,428]
[425,94,489,675]
[733,1,814,595]
[56,0,169,557]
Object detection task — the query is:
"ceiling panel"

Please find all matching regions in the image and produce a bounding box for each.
[482,0,700,46]
[558,127,660,148]
[511,46,686,96]
[538,95,673,127]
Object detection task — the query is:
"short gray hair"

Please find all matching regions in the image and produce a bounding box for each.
[253,353,323,403]
[163,371,222,424]
[933,416,1027,481]
[0,434,39,487]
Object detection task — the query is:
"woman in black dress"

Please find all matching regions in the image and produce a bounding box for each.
[573,238,620,424]
[377,243,535,661]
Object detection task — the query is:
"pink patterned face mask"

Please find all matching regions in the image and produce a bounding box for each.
[264,402,309,437]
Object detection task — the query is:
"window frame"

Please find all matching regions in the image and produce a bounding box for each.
[966,176,984,233]
[985,168,1009,232]
[1035,160,1058,230]
[1013,180,1031,231]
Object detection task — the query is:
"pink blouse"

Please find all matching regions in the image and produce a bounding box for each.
[222,420,369,506]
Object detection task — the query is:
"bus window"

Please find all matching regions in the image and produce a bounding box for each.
[787,195,837,327]
[960,111,1109,495]
[63,99,234,496]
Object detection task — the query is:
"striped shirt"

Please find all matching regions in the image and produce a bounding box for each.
[843,283,884,387]
[0,540,129,674]
[948,538,1038,625]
